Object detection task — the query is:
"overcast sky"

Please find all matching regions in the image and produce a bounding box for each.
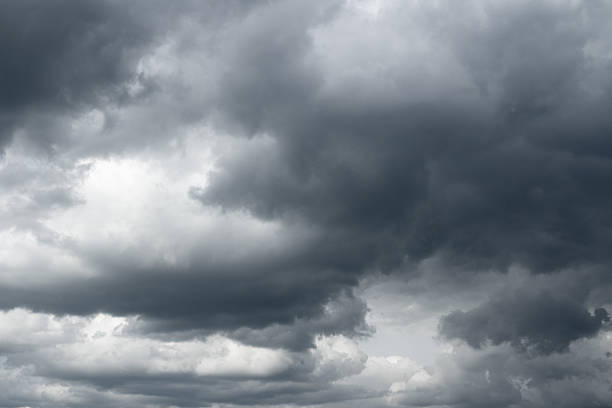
[1,0,612,407]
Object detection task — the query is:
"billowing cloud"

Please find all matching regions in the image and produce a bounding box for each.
[1,0,612,407]
[440,289,610,355]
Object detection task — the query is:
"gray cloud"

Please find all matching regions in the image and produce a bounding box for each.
[198,0,612,273]
[0,0,155,149]
[440,288,610,355]
[2,0,612,407]
[386,339,612,408]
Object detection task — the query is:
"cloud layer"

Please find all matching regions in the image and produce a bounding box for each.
[1,0,612,407]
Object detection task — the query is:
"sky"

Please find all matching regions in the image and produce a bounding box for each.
[1,0,612,407]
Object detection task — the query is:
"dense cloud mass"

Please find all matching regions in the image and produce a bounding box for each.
[0,0,151,148]
[1,0,612,406]
[440,288,610,354]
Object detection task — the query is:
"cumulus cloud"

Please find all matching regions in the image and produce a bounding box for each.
[440,289,610,355]
[2,0,612,406]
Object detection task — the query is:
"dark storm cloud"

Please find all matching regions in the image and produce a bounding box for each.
[0,231,368,349]
[2,0,612,406]
[440,288,610,355]
[198,0,612,274]
[0,0,371,354]
[184,1,612,403]
[2,0,612,357]
[228,291,371,350]
[0,1,148,107]
[0,0,260,152]
[0,0,153,148]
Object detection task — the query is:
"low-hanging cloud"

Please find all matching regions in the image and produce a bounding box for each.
[440,289,610,355]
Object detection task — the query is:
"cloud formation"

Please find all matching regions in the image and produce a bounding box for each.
[440,289,610,355]
[1,0,612,407]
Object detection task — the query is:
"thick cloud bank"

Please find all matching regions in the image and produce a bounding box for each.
[1,0,612,407]
[440,288,610,354]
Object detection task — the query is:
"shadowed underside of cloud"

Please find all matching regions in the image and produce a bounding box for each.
[440,289,610,355]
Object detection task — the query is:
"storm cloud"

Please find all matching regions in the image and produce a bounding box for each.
[440,289,610,354]
[1,0,612,407]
